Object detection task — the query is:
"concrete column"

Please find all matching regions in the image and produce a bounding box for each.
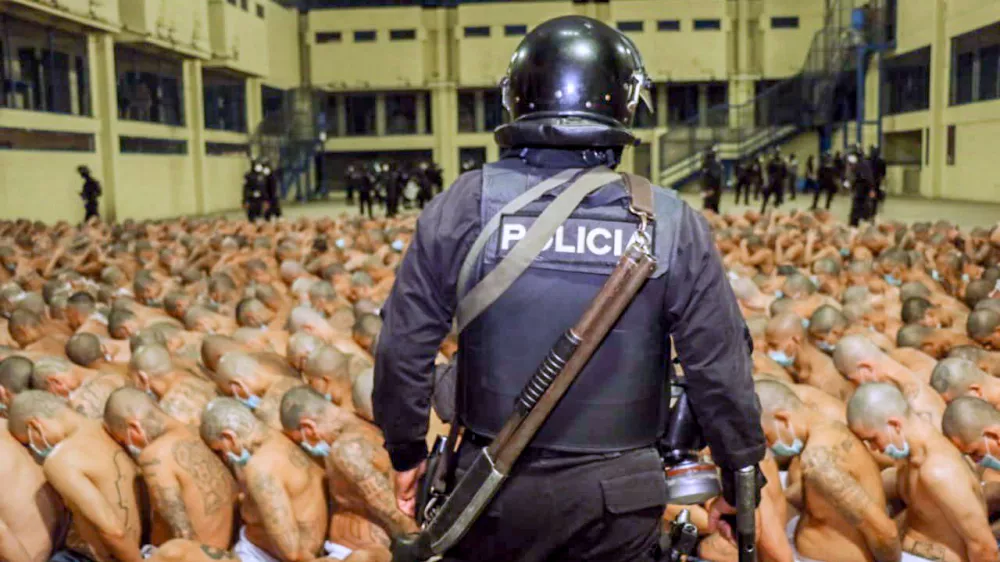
[697,84,708,127]
[486,141,499,164]
[657,84,668,129]
[335,94,347,137]
[298,10,312,87]
[927,0,947,198]
[246,77,263,131]
[89,32,120,221]
[415,92,428,135]
[184,59,208,215]
[375,92,386,136]
[432,84,458,186]
[473,90,485,132]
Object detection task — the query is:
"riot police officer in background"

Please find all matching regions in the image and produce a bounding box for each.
[262,160,282,220]
[847,146,877,226]
[700,145,723,213]
[760,148,786,213]
[77,165,102,222]
[374,16,765,562]
[355,163,375,219]
[242,159,267,221]
[733,157,752,206]
[344,163,358,203]
[869,145,887,217]
[812,152,839,211]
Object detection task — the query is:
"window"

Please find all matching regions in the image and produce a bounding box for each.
[951,22,1000,105]
[770,17,800,29]
[386,93,417,134]
[119,136,187,155]
[261,85,285,120]
[226,0,235,5]
[203,70,247,132]
[882,47,930,115]
[115,46,185,126]
[693,19,721,31]
[256,4,265,18]
[505,25,527,37]
[706,82,728,127]
[464,26,490,38]
[206,142,248,156]
[457,91,476,132]
[354,30,376,42]
[657,20,680,32]
[390,29,416,41]
[344,94,377,135]
[946,125,956,166]
[667,84,698,124]
[459,147,486,172]
[953,51,974,105]
[980,45,999,101]
[240,0,248,11]
[316,32,342,44]
[0,127,94,151]
[617,21,643,32]
[483,90,506,130]
[0,15,90,116]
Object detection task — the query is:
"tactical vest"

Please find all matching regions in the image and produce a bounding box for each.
[458,160,684,452]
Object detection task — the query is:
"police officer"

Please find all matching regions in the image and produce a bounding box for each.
[847,146,877,227]
[77,165,102,222]
[416,161,434,209]
[761,148,786,213]
[345,163,358,203]
[356,164,375,219]
[733,157,752,206]
[242,159,266,221]
[262,160,282,220]
[373,16,765,562]
[700,145,723,213]
[869,145,887,217]
[812,152,838,211]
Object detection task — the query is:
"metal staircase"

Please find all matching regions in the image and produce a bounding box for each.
[657,0,894,189]
[249,87,327,202]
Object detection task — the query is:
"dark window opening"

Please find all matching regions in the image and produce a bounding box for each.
[617,21,643,33]
[946,125,956,166]
[483,90,506,131]
[203,70,246,132]
[667,84,699,124]
[240,0,248,11]
[0,14,90,116]
[386,93,417,134]
[256,4,265,18]
[464,26,490,38]
[0,127,94,151]
[635,84,657,128]
[951,22,1000,106]
[115,45,185,126]
[119,136,187,155]
[693,19,721,31]
[459,147,486,172]
[206,142,248,156]
[316,32,342,44]
[354,30,376,42]
[344,93,377,135]
[505,25,527,37]
[657,20,680,32]
[457,91,476,133]
[771,17,800,29]
[882,46,931,115]
[390,29,416,41]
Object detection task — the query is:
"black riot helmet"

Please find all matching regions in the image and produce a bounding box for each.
[495,15,652,149]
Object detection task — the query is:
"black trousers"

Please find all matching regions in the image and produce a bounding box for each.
[83,202,99,221]
[246,201,264,221]
[703,191,721,213]
[760,185,783,213]
[442,445,666,562]
[734,181,751,205]
[812,186,836,210]
[264,199,282,219]
[359,194,373,219]
[849,197,869,227]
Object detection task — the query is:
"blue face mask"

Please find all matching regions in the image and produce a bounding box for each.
[769,350,796,368]
[883,274,902,287]
[816,340,836,354]
[28,427,54,460]
[883,431,910,460]
[801,318,811,329]
[300,439,331,458]
[335,239,346,249]
[126,434,142,458]
[324,393,332,402]
[236,394,261,410]
[962,273,970,284]
[770,422,804,458]
[840,248,850,257]
[226,448,251,467]
[391,240,405,252]
[979,438,1000,471]
[774,290,785,299]
[808,275,820,287]
[931,269,941,282]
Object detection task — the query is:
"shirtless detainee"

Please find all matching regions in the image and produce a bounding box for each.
[756,380,899,562]
[8,391,145,562]
[847,383,998,562]
[941,396,1000,475]
[280,386,417,558]
[765,313,854,400]
[200,397,330,562]
[928,358,997,406]
[130,344,217,427]
[212,351,303,430]
[0,355,33,415]
[32,356,126,419]
[104,388,237,549]
[303,346,356,413]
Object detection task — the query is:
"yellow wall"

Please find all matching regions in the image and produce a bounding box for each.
[756,0,827,78]
[116,155,199,219]
[940,100,1000,203]
[208,0,270,76]
[892,0,936,53]
[204,155,247,213]
[266,1,301,89]
[309,7,428,89]
[119,0,211,57]
[0,151,100,223]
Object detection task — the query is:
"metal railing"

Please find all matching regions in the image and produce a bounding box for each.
[249,87,327,201]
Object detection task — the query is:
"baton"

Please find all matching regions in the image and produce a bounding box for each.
[735,466,757,562]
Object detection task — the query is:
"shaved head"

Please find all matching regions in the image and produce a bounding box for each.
[755,379,803,416]
[104,387,166,438]
[352,368,374,422]
[202,335,241,372]
[832,334,883,377]
[901,297,934,325]
[896,323,933,349]
[900,282,931,302]
[0,356,33,394]
[235,298,271,328]
[304,346,348,382]
[288,332,323,371]
[287,306,327,333]
[968,309,1000,341]
[930,358,988,401]
[942,396,1000,445]
[108,308,139,340]
[782,274,817,298]
[200,397,261,443]
[130,344,173,376]
[279,386,330,431]
[8,390,69,437]
[66,332,103,367]
[847,382,910,430]
[216,352,261,384]
[766,313,806,340]
[808,305,847,336]
[30,357,73,392]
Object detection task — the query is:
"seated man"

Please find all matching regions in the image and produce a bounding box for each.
[754,374,845,424]
[949,345,1000,378]
[756,380,899,562]
[0,355,33,416]
[213,351,303,430]
[65,332,130,376]
[896,324,975,360]
[66,292,110,337]
[8,308,68,354]
[32,356,126,420]
[847,383,997,562]
[104,388,237,549]
[929,358,996,406]
[142,539,240,562]
[183,306,237,336]
[303,346,355,413]
[941,397,1000,477]
[765,312,853,400]
[834,335,945,429]
[0,399,67,562]
[807,305,849,355]
[8,391,144,562]
[287,332,323,375]
[280,387,418,557]
[779,273,835,320]
[887,346,937,386]
[200,398,329,562]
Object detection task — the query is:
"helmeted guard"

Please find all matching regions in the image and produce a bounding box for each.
[700,145,724,213]
[373,16,765,562]
[261,159,282,220]
[847,145,877,227]
[78,165,102,222]
[243,159,266,221]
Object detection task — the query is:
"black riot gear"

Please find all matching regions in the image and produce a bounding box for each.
[495,15,651,149]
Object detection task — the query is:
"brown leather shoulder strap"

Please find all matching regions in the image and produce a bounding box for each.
[622,173,655,219]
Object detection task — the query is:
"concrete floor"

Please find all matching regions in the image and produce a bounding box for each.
[235,190,1000,228]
